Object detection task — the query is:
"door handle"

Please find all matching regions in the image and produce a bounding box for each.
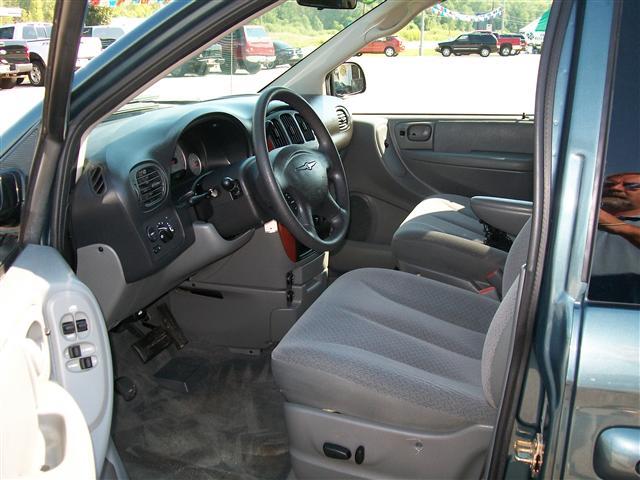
[406,123,432,142]
[594,427,640,480]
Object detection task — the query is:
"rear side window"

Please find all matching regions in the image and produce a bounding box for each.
[588,0,640,305]
[36,26,47,38]
[22,25,37,40]
[0,26,14,39]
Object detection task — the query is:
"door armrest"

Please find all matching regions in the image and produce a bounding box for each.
[471,196,532,235]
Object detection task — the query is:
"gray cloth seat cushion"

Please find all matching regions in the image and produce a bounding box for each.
[272,268,501,431]
[392,194,507,287]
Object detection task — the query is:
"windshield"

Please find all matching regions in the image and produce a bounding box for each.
[128,0,382,106]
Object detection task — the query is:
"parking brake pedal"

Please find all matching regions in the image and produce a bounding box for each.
[132,326,172,363]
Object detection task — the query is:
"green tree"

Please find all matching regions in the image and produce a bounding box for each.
[85,5,112,26]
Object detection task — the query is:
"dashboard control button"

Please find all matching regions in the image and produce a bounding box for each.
[153,245,162,254]
[157,222,175,243]
[147,226,158,242]
[221,177,235,191]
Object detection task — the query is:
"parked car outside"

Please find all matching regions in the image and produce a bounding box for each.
[170,43,224,76]
[357,35,404,56]
[82,25,127,50]
[474,30,526,56]
[219,25,275,74]
[0,39,31,89]
[497,33,526,55]
[269,40,303,68]
[0,22,102,86]
[435,32,498,57]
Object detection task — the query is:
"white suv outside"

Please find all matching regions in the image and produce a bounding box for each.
[0,22,102,86]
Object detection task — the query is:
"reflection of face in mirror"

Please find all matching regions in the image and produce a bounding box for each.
[591,171,640,303]
[598,172,640,249]
[600,172,640,215]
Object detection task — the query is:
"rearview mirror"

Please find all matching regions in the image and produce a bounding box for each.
[297,0,357,10]
[329,62,366,98]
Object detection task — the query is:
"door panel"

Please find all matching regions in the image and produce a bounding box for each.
[332,115,534,272]
[0,246,112,478]
[389,119,534,200]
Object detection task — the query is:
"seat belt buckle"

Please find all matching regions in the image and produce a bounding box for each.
[478,286,500,301]
[485,269,504,299]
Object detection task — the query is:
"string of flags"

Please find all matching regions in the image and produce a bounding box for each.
[88,0,503,23]
[89,0,171,7]
[429,3,503,22]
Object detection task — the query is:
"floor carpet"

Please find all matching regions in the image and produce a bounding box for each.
[110,330,290,480]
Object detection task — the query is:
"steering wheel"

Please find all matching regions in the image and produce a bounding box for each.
[253,87,350,252]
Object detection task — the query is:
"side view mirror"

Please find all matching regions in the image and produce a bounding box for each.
[328,62,366,98]
[297,0,357,9]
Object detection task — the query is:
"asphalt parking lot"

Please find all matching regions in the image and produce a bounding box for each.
[0,54,540,136]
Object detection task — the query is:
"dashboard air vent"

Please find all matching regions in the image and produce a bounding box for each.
[268,120,289,148]
[336,106,351,131]
[280,113,304,144]
[89,165,106,195]
[295,114,315,141]
[132,163,167,211]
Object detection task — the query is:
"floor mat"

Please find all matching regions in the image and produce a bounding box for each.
[110,331,290,480]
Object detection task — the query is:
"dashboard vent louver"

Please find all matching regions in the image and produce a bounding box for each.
[295,114,315,141]
[280,113,304,144]
[132,163,167,211]
[269,120,289,148]
[335,106,351,131]
[89,165,106,195]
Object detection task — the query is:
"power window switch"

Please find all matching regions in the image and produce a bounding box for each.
[75,318,88,332]
[69,345,82,359]
[80,357,93,369]
[79,356,98,370]
[62,321,76,335]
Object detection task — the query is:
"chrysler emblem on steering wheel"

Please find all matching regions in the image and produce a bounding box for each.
[296,160,317,171]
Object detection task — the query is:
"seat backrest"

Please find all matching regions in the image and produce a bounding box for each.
[482,219,531,408]
[502,219,532,293]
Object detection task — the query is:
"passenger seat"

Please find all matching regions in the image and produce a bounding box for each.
[392,193,531,296]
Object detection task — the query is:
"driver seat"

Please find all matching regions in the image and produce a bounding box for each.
[272,220,531,479]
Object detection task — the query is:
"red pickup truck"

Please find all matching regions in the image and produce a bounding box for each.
[219,25,275,74]
[474,31,526,56]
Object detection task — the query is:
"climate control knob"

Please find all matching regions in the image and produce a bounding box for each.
[157,222,175,243]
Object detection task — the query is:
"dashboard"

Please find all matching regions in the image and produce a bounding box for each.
[71,94,352,327]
